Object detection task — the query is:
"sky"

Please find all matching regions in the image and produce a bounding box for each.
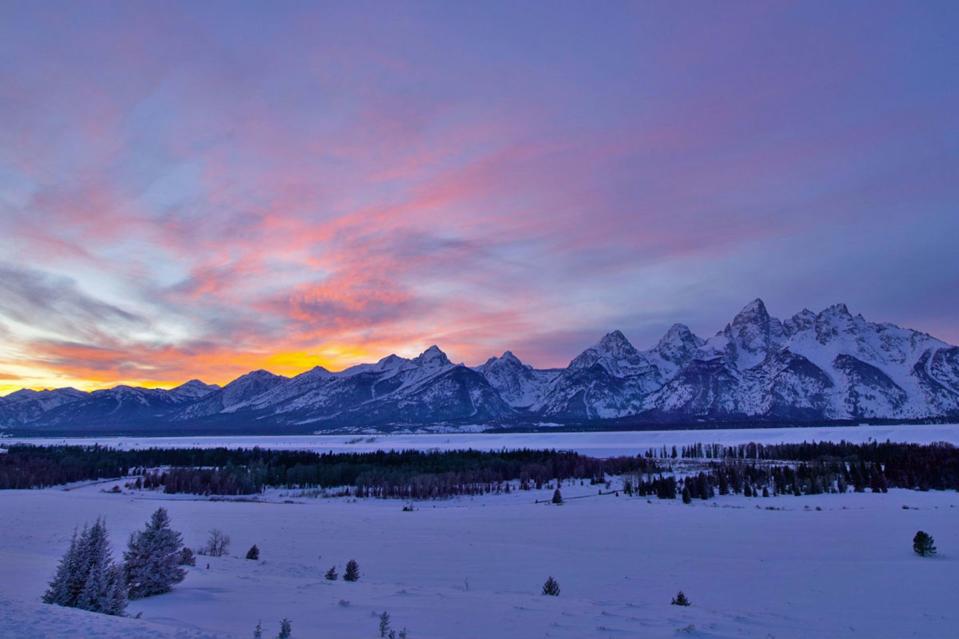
[0,1,957,393]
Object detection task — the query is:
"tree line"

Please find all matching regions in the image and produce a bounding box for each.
[0,444,665,497]
[5,440,959,498]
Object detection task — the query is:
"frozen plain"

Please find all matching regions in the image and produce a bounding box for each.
[7,422,959,458]
[3,424,959,638]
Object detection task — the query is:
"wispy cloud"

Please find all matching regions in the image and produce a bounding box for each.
[0,1,956,390]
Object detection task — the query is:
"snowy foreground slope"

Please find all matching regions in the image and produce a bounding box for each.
[4,299,959,432]
[2,479,958,638]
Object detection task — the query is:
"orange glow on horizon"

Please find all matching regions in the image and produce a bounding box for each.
[0,343,446,397]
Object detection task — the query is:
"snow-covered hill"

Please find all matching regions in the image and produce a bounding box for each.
[3,300,959,432]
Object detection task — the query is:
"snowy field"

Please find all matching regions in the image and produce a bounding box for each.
[2,478,959,638]
[6,422,959,458]
[4,424,959,638]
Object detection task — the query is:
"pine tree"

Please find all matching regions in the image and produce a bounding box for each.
[178,547,196,566]
[77,551,107,612]
[43,528,80,606]
[681,486,692,504]
[379,611,392,638]
[344,559,360,582]
[124,507,186,599]
[542,576,560,596]
[913,530,937,557]
[80,519,115,612]
[277,618,292,639]
[551,488,563,504]
[325,566,338,580]
[253,621,263,639]
[246,544,260,560]
[46,518,127,615]
[671,590,691,606]
[102,565,128,616]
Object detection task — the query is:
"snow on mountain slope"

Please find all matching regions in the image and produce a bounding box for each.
[177,371,287,420]
[230,366,335,414]
[167,380,220,402]
[223,346,513,427]
[475,351,559,408]
[0,387,88,426]
[533,331,672,419]
[3,299,958,430]
[538,299,959,422]
[35,385,210,428]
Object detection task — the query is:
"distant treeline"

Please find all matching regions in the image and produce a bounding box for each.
[3,440,958,499]
[626,441,959,498]
[0,445,664,496]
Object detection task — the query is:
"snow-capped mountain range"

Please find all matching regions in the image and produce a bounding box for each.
[3,300,958,433]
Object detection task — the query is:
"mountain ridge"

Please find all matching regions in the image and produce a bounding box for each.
[3,300,958,433]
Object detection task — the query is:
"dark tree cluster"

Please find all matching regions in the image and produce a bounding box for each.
[633,475,678,499]
[44,507,188,617]
[677,441,959,492]
[7,441,958,500]
[0,445,665,498]
[0,444,127,489]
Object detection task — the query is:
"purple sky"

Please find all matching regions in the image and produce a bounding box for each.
[0,1,957,391]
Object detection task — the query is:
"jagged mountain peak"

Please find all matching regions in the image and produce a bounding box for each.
[377,354,407,367]
[4,387,85,401]
[820,302,852,317]
[598,329,632,349]
[232,369,281,381]
[499,350,522,364]
[653,323,704,367]
[568,329,648,378]
[784,308,817,336]
[297,365,334,381]
[481,351,525,369]
[731,298,770,326]
[413,345,451,367]
[658,323,701,347]
[223,369,286,388]
[171,379,219,397]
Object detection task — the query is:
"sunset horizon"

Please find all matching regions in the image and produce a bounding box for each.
[2,296,953,395]
[2,2,956,397]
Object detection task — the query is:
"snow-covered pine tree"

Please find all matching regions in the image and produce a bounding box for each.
[246,544,260,560]
[379,611,391,637]
[124,507,186,599]
[102,565,128,616]
[77,551,108,612]
[47,518,127,616]
[325,566,338,580]
[344,559,360,582]
[253,620,263,638]
[542,576,560,596]
[43,527,80,606]
[913,530,937,557]
[178,547,196,566]
[277,618,292,639]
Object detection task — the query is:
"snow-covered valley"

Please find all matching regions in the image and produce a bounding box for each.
[3,425,959,639]
[7,422,959,458]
